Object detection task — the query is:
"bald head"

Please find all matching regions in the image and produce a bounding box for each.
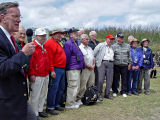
[78,29,85,37]
[14,25,26,42]
[128,35,134,44]
[89,31,97,41]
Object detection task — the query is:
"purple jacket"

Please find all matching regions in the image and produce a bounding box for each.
[63,37,85,70]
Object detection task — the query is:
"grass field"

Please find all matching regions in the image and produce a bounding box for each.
[45,67,160,120]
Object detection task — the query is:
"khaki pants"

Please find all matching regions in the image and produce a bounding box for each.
[137,69,150,93]
[30,75,49,116]
[66,70,81,107]
[77,68,95,99]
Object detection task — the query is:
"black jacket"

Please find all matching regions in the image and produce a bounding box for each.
[88,39,99,50]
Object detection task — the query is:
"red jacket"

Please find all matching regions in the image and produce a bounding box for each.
[45,37,66,72]
[28,40,49,76]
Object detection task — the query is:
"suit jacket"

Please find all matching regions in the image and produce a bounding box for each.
[0,28,29,120]
[16,40,30,74]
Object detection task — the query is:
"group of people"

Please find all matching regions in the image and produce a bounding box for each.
[0,2,154,120]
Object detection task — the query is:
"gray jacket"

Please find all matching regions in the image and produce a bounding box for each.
[112,42,132,66]
[94,42,113,67]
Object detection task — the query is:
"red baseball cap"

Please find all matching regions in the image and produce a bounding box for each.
[106,34,115,39]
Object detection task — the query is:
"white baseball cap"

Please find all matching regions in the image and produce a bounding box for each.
[35,28,47,35]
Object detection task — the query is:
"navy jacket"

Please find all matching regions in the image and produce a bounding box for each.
[139,47,154,69]
[130,46,143,69]
[0,28,29,120]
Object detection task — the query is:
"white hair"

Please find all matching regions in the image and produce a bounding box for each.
[80,34,88,40]
[128,35,134,40]
[79,28,85,31]
[89,31,97,36]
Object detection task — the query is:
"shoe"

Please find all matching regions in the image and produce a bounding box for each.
[97,95,103,101]
[55,106,65,111]
[39,112,48,118]
[132,92,139,96]
[144,92,150,95]
[46,109,59,115]
[37,116,42,120]
[127,92,131,96]
[137,90,142,94]
[75,100,83,106]
[65,104,79,109]
[122,94,127,98]
[104,95,113,100]
[113,93,117,97]
[153,76,156,78]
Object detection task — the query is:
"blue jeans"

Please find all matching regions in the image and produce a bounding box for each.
[47,68,65,110]
[128,69,140,93]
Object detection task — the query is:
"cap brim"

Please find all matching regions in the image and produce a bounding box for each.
[110,37,115,39]
[69,31,78,34]
[141,39,150,43]
[131,41,139,44]
[119,36,124,38]
[35,33,47,36]
[50,32,62,36]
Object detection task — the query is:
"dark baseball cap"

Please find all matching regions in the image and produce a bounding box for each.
[117,32,124,38]
[68,28,79,34]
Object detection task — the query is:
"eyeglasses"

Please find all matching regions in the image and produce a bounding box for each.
[11,14,23,19]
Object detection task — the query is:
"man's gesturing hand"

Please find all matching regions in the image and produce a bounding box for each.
[22,42,35,56]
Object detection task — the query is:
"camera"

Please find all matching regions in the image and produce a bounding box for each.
[76,55,81,62]
[143,60,150,65]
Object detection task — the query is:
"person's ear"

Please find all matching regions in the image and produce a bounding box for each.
[0,14,6,23]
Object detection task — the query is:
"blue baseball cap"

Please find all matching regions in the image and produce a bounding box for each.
[117,32,124,38]
[68,28,79,34]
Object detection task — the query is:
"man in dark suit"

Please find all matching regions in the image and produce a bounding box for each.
[0,2,37,120]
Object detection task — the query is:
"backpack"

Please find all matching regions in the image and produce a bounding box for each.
[81,86,99,105]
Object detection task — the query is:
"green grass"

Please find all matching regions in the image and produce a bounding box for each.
[46,67,160,120]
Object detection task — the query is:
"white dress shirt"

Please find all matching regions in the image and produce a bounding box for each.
[35,40,43,49]
[79,43,94,66]
[103,42,114,61]
[0,25,16,51]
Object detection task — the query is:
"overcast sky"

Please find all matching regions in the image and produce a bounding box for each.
[1,0,160,29]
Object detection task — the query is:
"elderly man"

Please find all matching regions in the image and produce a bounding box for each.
[88,31,99,50]
[112,32,132,98]
[28,28,49,119]
[128,35,134,44]
[45,29,66,115]
[59,29,67,47]
[88,31,100,87]
[77,34,95,104]
[94,34,115,100]
[13,25,26,49]
[0,2,36,120]
[137,38,154,95]
[128,38,143,96]
[13,25,30,75]
[64,28,85,109]
[77,28,85,46]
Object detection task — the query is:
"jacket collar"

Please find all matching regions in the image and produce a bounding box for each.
[90,39,98,43]
[69,37,78,44]
[0,27,16,55]
[33,40,44,49]
[140,46,151,51]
